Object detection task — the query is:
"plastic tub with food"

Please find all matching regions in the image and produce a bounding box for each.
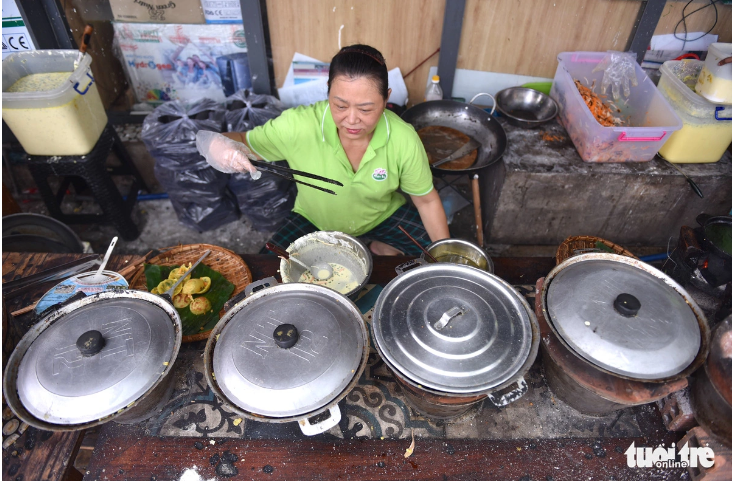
[695,43,732,104]
[550,51,681,162]
[2,50,107,156]
[658,60,732,163]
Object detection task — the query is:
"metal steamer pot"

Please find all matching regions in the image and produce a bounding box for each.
[690,316,732,448]
[421,238,494,273]
[539,253,711,416]
[3,290,182,431]
[372,259,539,419]
[400,94,508,174]
[204,278,369,436]
[279,231,373,301]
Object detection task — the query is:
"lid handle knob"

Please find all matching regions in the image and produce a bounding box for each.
[273,324,299,349]
[434,306,467,330]
[613,293,641,317]
[76,330,105,357]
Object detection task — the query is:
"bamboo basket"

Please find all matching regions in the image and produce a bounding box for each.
[129,244,252,342]
[555,236,638,265]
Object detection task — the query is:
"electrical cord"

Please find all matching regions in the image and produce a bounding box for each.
[673,0,721,50]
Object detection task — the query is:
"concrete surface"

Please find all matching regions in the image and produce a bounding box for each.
[481,119,732,246]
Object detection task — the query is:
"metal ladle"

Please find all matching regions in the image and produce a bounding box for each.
[265,242,333,280]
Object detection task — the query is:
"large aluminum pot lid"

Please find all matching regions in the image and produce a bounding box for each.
[14,293,179,425]
[544,254,701,380]
[372,263,535,394]
[212,283,366,418]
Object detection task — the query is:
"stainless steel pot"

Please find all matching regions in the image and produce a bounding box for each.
[401,94,507,174]
[3,290,182,431]
[204,277,369,436]
[421,238,494,272]
[372,259,538,418]
[690,316,732,448]
[280,231,372,301]
[541,253,710,383]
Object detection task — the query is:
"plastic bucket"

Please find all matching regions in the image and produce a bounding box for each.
[2,50,107,156]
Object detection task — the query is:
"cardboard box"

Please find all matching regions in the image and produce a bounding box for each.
[113,22,248,104]
[109,0,205,24]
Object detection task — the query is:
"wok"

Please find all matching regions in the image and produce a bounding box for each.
[401,93,507,174]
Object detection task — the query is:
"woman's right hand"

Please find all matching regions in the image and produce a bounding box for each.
[195,131,261,179]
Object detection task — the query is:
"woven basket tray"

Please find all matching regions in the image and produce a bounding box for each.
[129,244,252,343]
[555,235,638,265]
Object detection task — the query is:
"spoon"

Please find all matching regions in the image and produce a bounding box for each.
[265,242,333,280]
[80,236,118,284]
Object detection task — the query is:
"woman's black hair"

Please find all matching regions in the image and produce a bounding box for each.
[327,44,389,100]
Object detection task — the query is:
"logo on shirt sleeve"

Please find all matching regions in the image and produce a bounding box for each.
[372,168,388,181]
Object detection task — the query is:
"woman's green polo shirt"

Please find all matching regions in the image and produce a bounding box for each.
[246,100,434,236]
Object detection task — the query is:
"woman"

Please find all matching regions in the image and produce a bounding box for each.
[197,44,449,255]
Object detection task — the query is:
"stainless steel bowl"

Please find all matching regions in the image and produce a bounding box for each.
[421,238,494,272]
[280,231,373,300]
[495,87,558,129]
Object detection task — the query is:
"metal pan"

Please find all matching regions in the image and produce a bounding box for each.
[401,93,507,174]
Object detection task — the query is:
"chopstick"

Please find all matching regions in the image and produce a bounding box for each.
[249,159,343,195]
[397,225,438,263]
[259,168,337,195]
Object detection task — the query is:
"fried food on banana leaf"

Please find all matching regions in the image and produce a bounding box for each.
[189,296,212,315]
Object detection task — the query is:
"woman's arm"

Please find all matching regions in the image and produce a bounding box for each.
[410,189,450,242]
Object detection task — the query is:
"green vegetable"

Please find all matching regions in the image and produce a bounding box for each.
[144,263,235,336]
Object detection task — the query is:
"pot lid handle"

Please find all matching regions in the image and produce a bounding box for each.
[613,293,641,317]
[76,330,105,357]
[298,406,341,436]
[273,324,298,349]
[394,258,426,276]
[433,306,467,330]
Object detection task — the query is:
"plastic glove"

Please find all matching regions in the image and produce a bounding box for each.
[592,51,638,100]
[195,130,261,180]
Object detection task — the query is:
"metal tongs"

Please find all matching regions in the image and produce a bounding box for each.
[249,159,343,195]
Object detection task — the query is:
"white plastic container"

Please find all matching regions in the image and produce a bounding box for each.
[695,43,732,104]
[2,50,107,156]
[658,60,732,163]
[424,75,443,101]
[550,52,682,162]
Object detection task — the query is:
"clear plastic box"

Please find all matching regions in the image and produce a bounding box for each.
[658,60,732,163]
[550,52,682,162]
[2,50,108,156]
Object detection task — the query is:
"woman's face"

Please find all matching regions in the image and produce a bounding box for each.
[329,75,389,142]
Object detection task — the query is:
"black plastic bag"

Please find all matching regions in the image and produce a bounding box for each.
[141,99,226,171]
[154,163,231,207]
[169,193,240,232]
[228,170,296,232]
[225,89,285,132]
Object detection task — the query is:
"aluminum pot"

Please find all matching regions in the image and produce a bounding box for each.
[3,290,182,431]
[539,253,710,416]
[690,316,732,448]
[421,238,494,272]
[401,94,507,174]
[372,259,539,419]
[280,231,372,301]
[204,277,369,436]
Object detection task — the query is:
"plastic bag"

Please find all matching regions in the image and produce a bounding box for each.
[228,170,296,232]
[153,163,231,206]
[141,99,226,171]
[225,89,285,132]
[592,51,638,100]
[169,193,240,232]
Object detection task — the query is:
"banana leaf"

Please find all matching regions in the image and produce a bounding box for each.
[144,263,235,336]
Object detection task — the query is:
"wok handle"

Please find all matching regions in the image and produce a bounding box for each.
[472,175,484,247]
[469,93,496,116]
